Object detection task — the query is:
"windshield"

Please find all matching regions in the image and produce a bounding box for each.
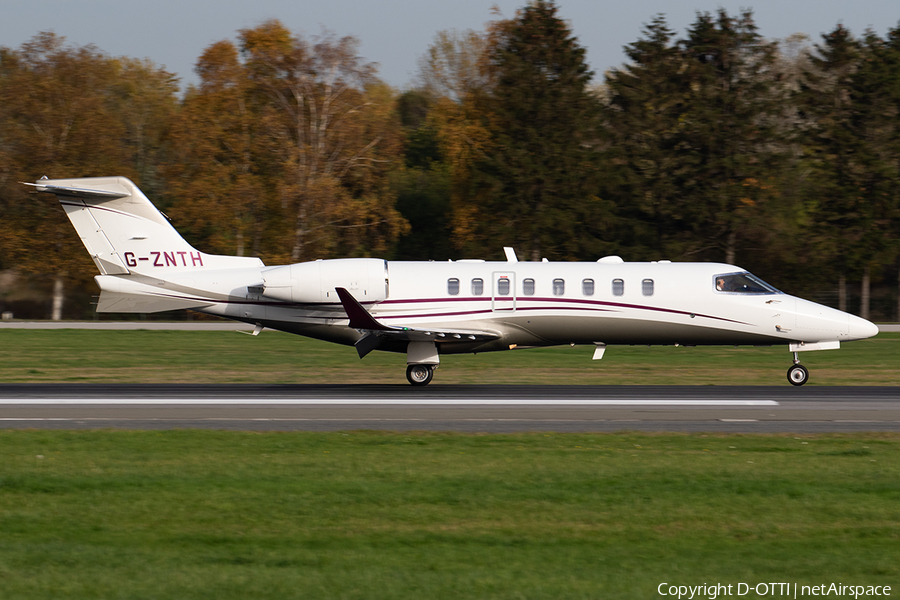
[714,272,781,294]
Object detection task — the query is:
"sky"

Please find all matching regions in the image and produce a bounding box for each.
[2,0,899,92]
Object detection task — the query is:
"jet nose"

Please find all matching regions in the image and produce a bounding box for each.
[848,315,879,340]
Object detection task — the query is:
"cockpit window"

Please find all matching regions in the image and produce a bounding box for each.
[714,272,781,294]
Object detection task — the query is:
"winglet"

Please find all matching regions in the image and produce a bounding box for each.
[335,287,391,331]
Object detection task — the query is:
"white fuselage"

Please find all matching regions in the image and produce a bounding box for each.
[116,257,876,355]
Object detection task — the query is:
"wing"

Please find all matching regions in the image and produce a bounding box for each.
[335,287,499,358]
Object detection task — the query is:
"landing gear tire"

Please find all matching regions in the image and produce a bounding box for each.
[406,364,434,386]
[787,364,809,386]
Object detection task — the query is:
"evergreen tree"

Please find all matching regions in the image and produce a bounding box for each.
[604,10,789,266]
[798,24,862,310]
[800,24,900,317]
[469,0,612,261]
[676,9,784,264]
[391,89,453,260]
[843,30,900,319]
[603,15,690,259]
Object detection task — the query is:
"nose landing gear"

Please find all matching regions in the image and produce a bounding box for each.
[787,352,809,386]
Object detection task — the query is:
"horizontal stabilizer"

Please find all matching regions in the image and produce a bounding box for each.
[23,182,130,200]
[96,291,213,313]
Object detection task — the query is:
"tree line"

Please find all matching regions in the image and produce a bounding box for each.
[1,1,898,320]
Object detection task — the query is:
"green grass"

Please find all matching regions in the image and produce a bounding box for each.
[3,331,895,597]
[0,431,897,599]
[0,329,897,385]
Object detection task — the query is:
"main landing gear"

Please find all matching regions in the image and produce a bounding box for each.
[406,364,435,386]
[406,341,439,386]
[787,352,809,386]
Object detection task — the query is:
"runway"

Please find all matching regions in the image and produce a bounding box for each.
[1,384,899,433]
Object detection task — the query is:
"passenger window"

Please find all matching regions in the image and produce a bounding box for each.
[642,279,654,296]
[523,278,535,296]
[448,278,460,295]
[497,277,510,295]
[612,279,624,296]
[553,278,565,296]
[582,279,594,296]
[472,278,484,295]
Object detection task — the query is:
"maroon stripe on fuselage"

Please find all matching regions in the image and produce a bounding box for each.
[377,304,617,321]
[377,296,749,325]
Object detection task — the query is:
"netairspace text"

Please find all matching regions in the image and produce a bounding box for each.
[658,582,892,599]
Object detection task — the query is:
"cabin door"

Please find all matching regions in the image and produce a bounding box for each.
[492,272,516,312]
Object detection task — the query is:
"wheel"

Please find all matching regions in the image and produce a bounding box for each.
[787,364,809,386]
[406,364,434,386]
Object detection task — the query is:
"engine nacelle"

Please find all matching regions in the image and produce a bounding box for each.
[261,258,388,304]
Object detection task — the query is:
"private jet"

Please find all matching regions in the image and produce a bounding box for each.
[26,176,879,386]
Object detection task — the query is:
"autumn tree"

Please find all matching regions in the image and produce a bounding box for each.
[415,28,495,255]
[394,27,499,260]
[0,33,177,318]
[418,29,490,103]
[112,58,180,198]
[163,40,265,257]
[236,20,407,263]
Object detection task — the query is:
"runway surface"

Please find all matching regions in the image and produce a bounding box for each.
[1,384,899,433]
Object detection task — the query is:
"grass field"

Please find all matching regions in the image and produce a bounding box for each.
[0,430,898,599]
[1,332,898,597]
[0,329,897,385]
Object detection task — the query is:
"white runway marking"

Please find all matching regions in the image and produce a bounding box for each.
[0,398,780,406]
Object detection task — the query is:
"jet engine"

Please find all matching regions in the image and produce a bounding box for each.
[261,258,388,304]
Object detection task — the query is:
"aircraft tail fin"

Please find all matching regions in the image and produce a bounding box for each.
[26,176,262,274]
